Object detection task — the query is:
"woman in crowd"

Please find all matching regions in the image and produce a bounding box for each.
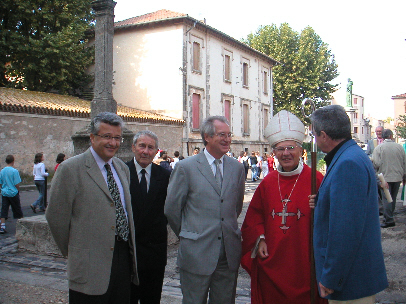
[31,153,48,213]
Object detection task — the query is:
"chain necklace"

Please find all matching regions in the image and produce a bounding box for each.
[278,171,302,208]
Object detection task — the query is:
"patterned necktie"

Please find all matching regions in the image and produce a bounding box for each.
[140,169,147,198]
[105,163,129,241]
[214,159,223,189]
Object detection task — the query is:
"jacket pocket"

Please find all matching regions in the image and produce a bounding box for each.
[179,230,199,240]
[67,245,89,284]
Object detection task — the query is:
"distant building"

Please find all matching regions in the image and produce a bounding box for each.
[393,93,406,123]
[108,10,278,156]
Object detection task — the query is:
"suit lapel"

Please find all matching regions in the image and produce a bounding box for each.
[85,150,112,201]
[196,152,221,196]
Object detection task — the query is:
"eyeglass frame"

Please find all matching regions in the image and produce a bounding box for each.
[214,132,233,139]
[94,133,124,143]
[272,145,301,153]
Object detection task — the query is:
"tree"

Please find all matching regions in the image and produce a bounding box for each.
[243,24,339,120]
[0,0,94,95]
[395,115,406,139]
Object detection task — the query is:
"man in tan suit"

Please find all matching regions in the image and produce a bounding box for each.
[46,112,138,304]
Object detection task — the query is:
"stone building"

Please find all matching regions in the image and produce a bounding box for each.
[110,10,278,156]
[345,93,370,144]
[0,87,183,177]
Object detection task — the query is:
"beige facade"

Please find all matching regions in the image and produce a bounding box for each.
[111,10,277,156]
[393,93,406,124]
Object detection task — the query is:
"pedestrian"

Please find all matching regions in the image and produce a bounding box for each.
[366,125,384,157]
[46,112,138,303]
[248,151,258,181]
[241,110,326,304]
[238,151,249,181]
[256,152,262,179]
[165,116,245,304]
[159,153,173,172]
[310,105,388,302]
[261,153,269,178]
[372,129,406,228]
[126,130,171,304]
[0,155,23,234]
[31,153,48,213]
[54,153,66,171]
[171,151,180,169]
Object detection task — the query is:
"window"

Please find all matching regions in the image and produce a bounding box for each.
[243,104,249,134]
[242,62,249,87]
[354,126,358,133]
[264,108,269,129]
[224,100,231,122]
[263,71,268,93]
[224,55,231,82]
[192,93,200,129]
[192,42,200,72]
[354,98,357,105]
[354,113,358,123]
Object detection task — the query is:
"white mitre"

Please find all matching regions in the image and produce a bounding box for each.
[264,110,306,147]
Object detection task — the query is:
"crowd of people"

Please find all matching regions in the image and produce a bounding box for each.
[0,105,402,303]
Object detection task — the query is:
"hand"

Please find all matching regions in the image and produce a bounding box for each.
[380,182,389,189]
[257,239,269,259]
[319,282,334,298]
[309,194,316,209]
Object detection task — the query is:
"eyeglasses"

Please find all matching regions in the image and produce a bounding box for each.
[94,134,124,143]
[273,145,298,152]
[215,132,233,139]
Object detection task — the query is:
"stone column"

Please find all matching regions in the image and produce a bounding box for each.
[91,0,117,119]
[72,0,133,160]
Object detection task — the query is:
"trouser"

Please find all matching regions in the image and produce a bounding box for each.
[251,165,258,181]
[329,294,375,304]
[179,238,238,304]
[33,180,46,210]
[382,181,401,225]
[69,237,132,304]
[1,194,23,219]
[130,267,165,304]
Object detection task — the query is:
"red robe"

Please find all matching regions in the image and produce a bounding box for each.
[241,164,327,304]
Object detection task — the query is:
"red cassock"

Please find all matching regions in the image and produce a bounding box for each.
[241,164,327,304]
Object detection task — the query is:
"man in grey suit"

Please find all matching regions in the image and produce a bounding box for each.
[46,112,138,304]
[165,116,245,304]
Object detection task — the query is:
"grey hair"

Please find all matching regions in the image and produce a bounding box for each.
[132,130,159,149]
[200,116,230,146]
[382,129,393,139]
[90,112,124,135]
[310,105,351,140]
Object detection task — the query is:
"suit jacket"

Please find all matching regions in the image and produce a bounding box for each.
[366,138,379,156]
[126,159,170,270]
[314,139,388,300]
[164,151,245,275]
[46,149,138,295]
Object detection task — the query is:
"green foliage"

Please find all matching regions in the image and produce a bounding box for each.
[395,115,406,139]
[243,24,339,122]
[0,0,94,95]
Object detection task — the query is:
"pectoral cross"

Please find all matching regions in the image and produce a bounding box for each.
[271,200,304,233]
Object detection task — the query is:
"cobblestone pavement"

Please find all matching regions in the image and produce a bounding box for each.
[0,180,406,303]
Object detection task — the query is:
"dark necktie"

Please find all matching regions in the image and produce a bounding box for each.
[104,163,129,241]
[140,169,147,198]
[214,159,223,189]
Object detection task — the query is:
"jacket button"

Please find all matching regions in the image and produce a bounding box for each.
[221,199,224,203]
[222,218,224,221]
[111,203,114,207]
[111,226,115,230]
[110,247,114,251]
[218,237,221,240]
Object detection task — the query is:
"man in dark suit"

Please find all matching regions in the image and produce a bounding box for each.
[126,130,171,304]
[47,112,138,304]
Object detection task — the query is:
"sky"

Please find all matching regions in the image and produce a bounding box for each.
[114,0,406,120]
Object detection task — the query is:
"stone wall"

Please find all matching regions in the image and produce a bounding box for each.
[0,112,183,178]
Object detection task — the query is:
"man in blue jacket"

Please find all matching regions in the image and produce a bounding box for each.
[310,105,388,302]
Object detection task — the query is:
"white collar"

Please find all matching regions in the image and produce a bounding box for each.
[204,148,225,164]
[134,158,152,176]
[90,147,113,171]
[277,158,304,177]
